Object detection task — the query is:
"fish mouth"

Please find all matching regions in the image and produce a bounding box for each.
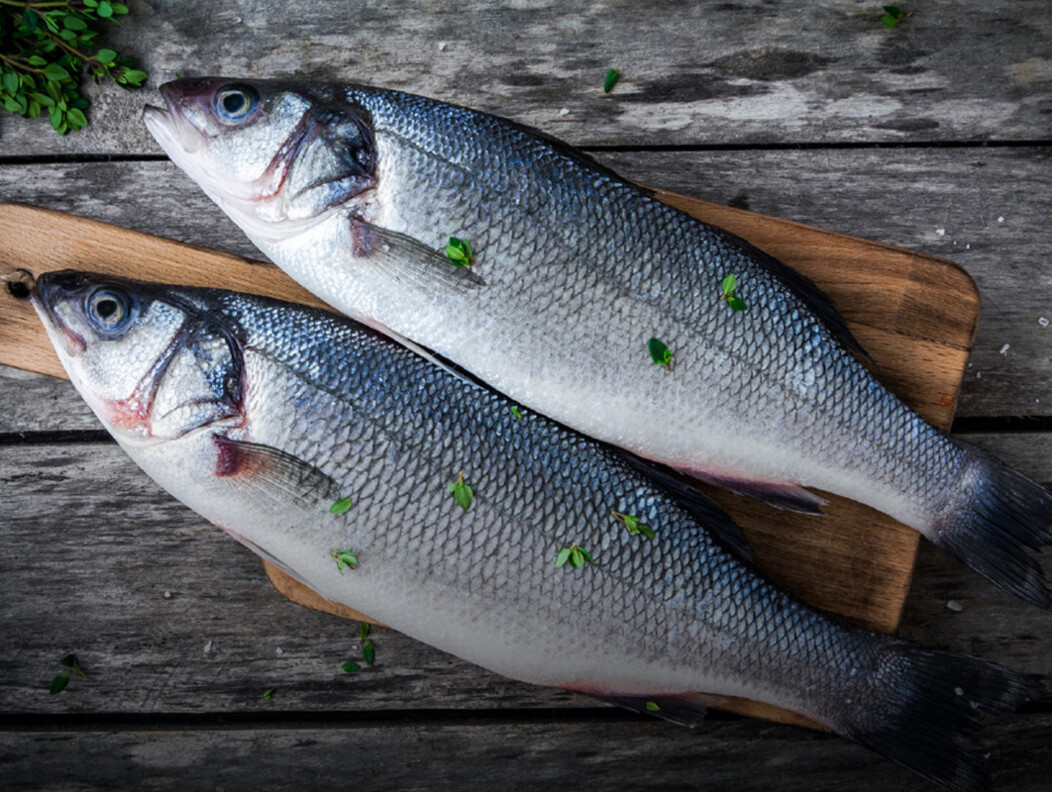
[32,272,88,358]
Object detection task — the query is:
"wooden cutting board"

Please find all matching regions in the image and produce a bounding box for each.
[0,199,979,729]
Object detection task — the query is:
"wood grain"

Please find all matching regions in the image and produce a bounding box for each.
[0,198,979,730]
[1,0,1049,156]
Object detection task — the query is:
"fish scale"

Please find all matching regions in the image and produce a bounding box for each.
[32,272,1034,791]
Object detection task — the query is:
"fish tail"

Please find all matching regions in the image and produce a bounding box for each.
[929,441,1052,609]
[839,640,1038,792]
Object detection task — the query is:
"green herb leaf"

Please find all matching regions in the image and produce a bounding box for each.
[342,661,361,673]
[647,337,672,368]
[612,511,653,540]
[330,496,353,514]
[881,5,906,28]
[721,273,737,294]
[445,236,474,267]
[726,296,747,311]
[263,687,275,700]
[362,641,375,666]
[645,700,660,712]
[43,63,70,82]
[359,622,371,641]
[719,272,747,311]
[60,653,86,677]
[0,3,145,133]
[330,549,359,574]
[510,406,523,419]
[557,543,593,570]
[449,472,474,511]
[603,68,620,93]
[49,674,69,695]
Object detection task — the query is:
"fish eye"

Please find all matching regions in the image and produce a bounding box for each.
[86,287,134,333]
[214,83,260,124]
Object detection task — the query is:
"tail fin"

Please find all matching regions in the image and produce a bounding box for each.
[930,441,1052,608]
[842,641,1038,792]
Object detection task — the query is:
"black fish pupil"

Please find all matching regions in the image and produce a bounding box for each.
[96,298,118,319]
[222,92,245,114]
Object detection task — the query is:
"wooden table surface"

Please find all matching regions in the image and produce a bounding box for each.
[1,2,1049,789]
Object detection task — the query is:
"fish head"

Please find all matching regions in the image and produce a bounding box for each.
[144,78,375,243]
[32,271,244,445]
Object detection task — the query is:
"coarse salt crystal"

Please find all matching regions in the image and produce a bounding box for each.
[163,591,171,599]
[204,639,213,653]
[954,687,964,696]
[946,600,964,612]
[1039,317,1049,327]
[935,228,946,236]
[559,107,570,116]
[999,343,1010,356]
[997,216,1005,223]
[438,41,447,51]
[275,647,284,656]
[965,243,970,249]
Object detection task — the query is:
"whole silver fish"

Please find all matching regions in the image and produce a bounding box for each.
[143,79,1052,608]
[33,271,1032,792]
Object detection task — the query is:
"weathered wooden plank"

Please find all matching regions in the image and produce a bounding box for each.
[0,440,1048,717]
[0,146,1048,432]
[0,0,1049,155]
[2,714,1049,792]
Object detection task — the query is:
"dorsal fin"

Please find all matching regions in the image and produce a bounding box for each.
[619,453,753,564]
[741,238,871,362]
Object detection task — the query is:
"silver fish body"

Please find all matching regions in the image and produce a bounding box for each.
[32,271,1033,792]
[143,79,1052,609]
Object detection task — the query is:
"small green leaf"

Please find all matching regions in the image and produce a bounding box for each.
[32,92,54,107]
[359,622,371,641]
[449,473,474,511]
[510,406,523,419]
[263,687,275,700]
[1,71,18,96]
[578,547,593,563]
[645,700,660,712]
[27,55,48,67]
[111,2,130,14]
[342,661,361,673]
[43,63,70,82]
[721,273,737,294]
[96,49,118,63]
[122,69,148,86]
[23,8,40,32]
[98,1,114,18]
[67,107,88,128]
[570,546,584,567]
[603,68,620,93]
[726,296,747,311]
[63,16,89,31]
[555,547,572,568]
[84,0,99,8]
[60,654,85,677]
[445,236,474,267]
[639,524,656,540]
[362,641,375,666]
[647,337,672,368]
[881,5,905,28]
[330,549,359,574]
[49,674,69,695]
[330,496,353,514]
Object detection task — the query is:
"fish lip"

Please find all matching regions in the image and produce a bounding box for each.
[31,272,87,357]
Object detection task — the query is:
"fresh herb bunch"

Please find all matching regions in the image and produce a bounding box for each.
[0,1,146,134]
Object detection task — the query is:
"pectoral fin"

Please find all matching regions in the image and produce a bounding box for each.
[350,218,485,294]
[212,435,342,508]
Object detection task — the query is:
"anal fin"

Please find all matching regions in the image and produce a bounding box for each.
[585,692,720,728]
[681,468,827,515]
